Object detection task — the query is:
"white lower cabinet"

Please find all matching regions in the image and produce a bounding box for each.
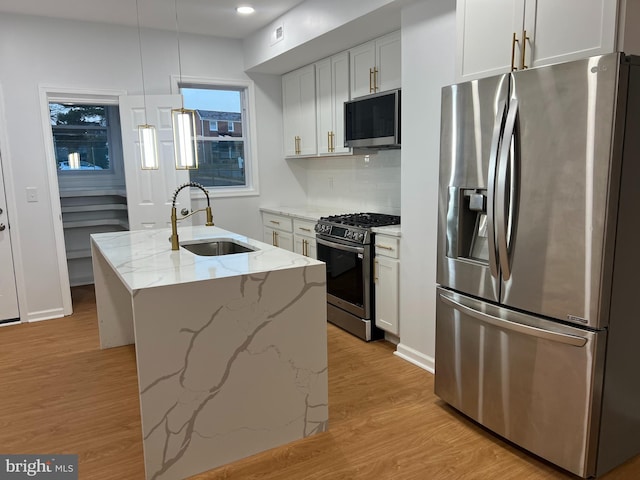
[262,212,294,251]
[293,218,317,259]
[374,234,400,336]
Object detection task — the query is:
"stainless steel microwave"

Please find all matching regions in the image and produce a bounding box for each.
[344,89,401,149]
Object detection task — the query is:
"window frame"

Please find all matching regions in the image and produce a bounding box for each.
[170,75,260,199]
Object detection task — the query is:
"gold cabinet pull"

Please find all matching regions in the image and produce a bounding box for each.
[294,136,301,155]
[274,231,279,247]
[327,131,332,153]
[511,32,518,71]
[299,227,312,232]
[272,230,275,246]
[374,259,379,282]
[270,220,280,225]
[304,239,308,256]
[376,244,394,251]
[369,67,375,93]
[520,30,529,70]
[373,67,379,92]
[329,131,335,152]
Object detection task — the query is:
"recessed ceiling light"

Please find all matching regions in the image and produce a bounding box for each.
[236,6,255,15]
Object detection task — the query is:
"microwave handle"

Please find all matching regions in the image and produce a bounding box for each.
[316,236,365,255]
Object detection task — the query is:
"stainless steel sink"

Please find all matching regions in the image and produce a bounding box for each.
[180,240,255,256]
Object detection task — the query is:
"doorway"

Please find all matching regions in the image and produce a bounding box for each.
[42,88,129,313]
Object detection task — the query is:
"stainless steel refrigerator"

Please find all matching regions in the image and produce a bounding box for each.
[435,53,640,478]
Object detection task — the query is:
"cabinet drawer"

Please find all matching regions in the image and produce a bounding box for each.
[293,218,317,238]
[263,213,293,232]
[374,235,399,258]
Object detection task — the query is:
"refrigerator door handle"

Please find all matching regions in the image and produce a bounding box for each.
[439,293,588,347]
[487,100,508,279]
[496,97,519,281]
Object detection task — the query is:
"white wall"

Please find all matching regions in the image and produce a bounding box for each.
[0,13,304,321]
[243,0,398,73]
[395,0,456,371]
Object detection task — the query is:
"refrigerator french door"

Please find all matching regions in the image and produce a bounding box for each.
[435,53,640,478]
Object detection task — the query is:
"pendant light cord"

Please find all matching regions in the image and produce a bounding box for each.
[135,0,149,125]
[174,0,184,109]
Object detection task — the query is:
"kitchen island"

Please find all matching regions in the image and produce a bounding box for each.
[90,226,328,480]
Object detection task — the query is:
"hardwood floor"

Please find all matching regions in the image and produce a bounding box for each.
[0,285,638,479]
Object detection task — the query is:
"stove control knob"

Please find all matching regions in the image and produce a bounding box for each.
[357,232,365,242]
[346,231,352,239]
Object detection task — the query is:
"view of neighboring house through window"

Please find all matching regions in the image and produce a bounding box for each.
[181,86,248,188]
[49,103,114,171]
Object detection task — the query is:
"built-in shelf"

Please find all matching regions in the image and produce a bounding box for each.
[61,204,128,214]
[60,187,129,286]
[66,248,92,260]
[63,219,129,230]
[59,188,127,198]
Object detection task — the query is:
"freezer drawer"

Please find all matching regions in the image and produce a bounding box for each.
[434,287,606,478]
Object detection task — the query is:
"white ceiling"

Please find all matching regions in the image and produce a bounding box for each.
[0,0,306,39]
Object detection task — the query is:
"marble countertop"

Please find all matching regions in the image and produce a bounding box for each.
[260,205,350,221]
[90,226,322,292]
[372,225,402,237]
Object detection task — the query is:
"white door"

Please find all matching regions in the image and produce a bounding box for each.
[0,151,19,323]
[119,95,191,230]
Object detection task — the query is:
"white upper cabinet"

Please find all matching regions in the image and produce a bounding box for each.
[350,31,401,99]
[282,64,317,157]
[316,51,351,155]
[457,0,619,82]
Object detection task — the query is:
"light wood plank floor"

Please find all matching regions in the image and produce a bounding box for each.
[0,285,638,479]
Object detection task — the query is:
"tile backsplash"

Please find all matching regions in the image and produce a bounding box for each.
[304,150,401,215]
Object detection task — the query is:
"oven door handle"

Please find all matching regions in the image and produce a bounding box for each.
[316,237,365,255]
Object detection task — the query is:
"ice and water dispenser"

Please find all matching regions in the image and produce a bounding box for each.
[446,187,489,263]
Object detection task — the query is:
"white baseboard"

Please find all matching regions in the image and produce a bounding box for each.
[26,308,67,322]
[394,343,435,374]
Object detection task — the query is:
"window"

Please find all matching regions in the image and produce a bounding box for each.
[181,86,250,189]
[49,103,118,172]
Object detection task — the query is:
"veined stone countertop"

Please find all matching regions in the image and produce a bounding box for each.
[90,225,322,291]
[260,205,349,221]
[91,225,328,480]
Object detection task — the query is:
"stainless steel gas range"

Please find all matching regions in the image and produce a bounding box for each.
[315,213,401,341]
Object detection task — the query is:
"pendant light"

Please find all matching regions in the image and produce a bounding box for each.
[68,152,81,170]
[172,0,198,170]
[136,0,159,170]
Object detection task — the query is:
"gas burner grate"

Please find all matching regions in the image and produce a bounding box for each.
[323,212,401,228]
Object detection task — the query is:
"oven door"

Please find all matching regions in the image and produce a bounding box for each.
[316,235,371,319]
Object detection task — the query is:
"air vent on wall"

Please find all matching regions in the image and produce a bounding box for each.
[270,24,284,45]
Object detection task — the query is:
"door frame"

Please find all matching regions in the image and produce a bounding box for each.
[0,84,24,322]
[39,85,127,316]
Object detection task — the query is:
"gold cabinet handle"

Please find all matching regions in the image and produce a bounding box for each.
[299,227,312,232]
[511,32,518,71]
[376,244,394,251]
[272,230,275,246]
[294,136,301,155]
[330,131,335,152]
[327,131,332,153]
[270,220,280,225]
[304,239,308,256]
[373,67,379,92]
[369,67,375,93]
[520,30,529,70]
[274,231,279,247]
[374,259,379,282]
